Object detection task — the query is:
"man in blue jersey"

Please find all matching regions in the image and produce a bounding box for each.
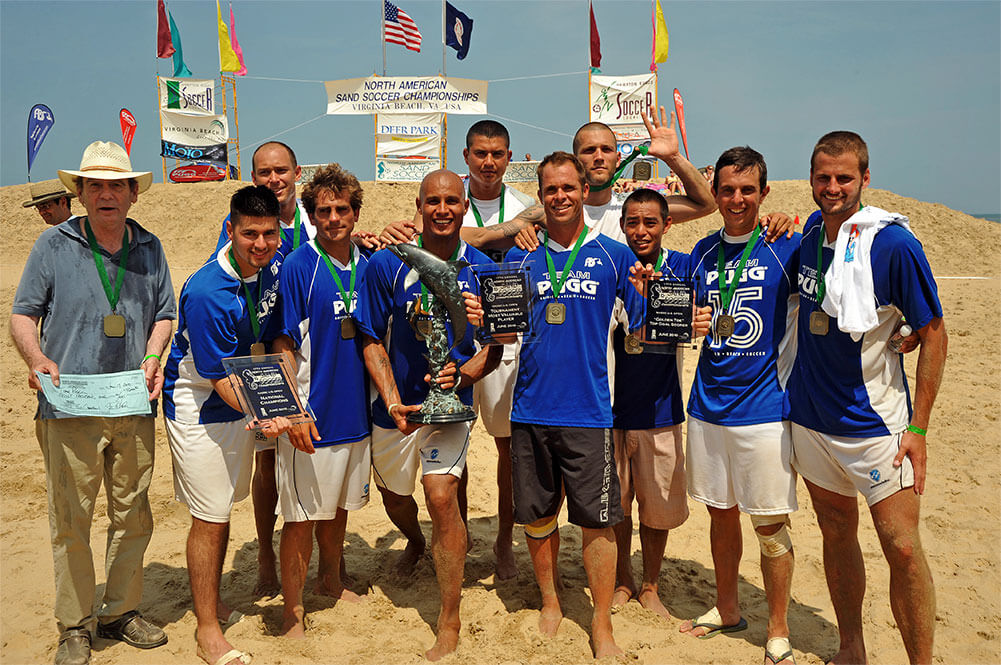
[163,185,291,665]
[678,147,800,665]
[610,188,712,619]
[355,169,500,661]
[500,152,647,659]
[788,132,947,665]
[272,164,371,639]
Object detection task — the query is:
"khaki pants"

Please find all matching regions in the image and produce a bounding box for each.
[36,416,155,630]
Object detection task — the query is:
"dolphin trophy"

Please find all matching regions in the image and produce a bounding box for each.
[388,242,476,424]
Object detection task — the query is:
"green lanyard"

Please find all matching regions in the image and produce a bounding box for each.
[716,226,762,313]
[469,185,505,228]
[588,145,649,192]
[544,226,589,302]
[84,220,130,313]
[291,206,302,250]
[315,242,357,315]
[227,248,262,340]
[416,236,460,310]
[654,250,665,273]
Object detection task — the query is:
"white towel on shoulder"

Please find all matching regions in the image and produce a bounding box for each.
[821,206,912,339]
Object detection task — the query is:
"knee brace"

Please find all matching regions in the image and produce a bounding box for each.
[750,514,793,558]
[524,515,558,540]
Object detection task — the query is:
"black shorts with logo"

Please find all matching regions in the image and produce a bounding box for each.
[510,422,623,529]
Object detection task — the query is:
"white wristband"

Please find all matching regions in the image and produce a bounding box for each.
[387,403,400,417]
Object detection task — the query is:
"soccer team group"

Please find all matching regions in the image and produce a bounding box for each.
[13,106,947,665]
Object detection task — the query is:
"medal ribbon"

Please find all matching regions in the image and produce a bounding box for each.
[416,236,460,310]
[544,226,589,303]
[292,206,302,250]
[227,248,262,341]
[315,242,357,316]
[588,145,649,192]
[716,226,762,313]
[469,184,505,228]
[654,250,665,274]
[84,220,130,313]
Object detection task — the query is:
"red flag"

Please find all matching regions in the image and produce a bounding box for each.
[673,88,689,160]
[156,0,175,58]
[119,108,137,156]
[589,3,601,69]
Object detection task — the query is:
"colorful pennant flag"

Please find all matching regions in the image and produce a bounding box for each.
[217,0,241,72]
[651,0,669,72]
[384,1,422,53]
[673,88,689,159]
[156,0,175,58]
[589,2,601,71]
[27,104,54,179]
[229,3,248,76]
[119,108,137,156]
[444,2,473,60]
[167,9,192,77]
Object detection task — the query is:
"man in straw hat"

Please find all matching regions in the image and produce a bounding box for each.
[23,179,76,226]
[11,141,175,665]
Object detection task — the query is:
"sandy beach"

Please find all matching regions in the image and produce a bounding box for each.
[1,177,998,665]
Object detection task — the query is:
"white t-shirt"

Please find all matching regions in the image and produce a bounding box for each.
[583,193,627,243]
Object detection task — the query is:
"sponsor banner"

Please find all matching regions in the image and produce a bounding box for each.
[158,77,216,115]
[375,157,441,182]
[119,108,137,155]
[296,164,322,185]
[169,163,227,183]
[27,103,55,176]
[673,88,690,159]
[589,73,656,125]
[376,113,442,158]
[326,76,487,115]
[160,109,228,145]
[502,160,541,184]
[161,140,228,164]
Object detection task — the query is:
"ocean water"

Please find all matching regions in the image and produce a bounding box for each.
[974,213,1001,223]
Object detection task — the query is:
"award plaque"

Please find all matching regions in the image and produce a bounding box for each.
[472,263,535,344]
[222,353,315,428]
[631,276,695,354]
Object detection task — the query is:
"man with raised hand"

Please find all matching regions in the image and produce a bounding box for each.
[163,185,290,665]
[12,141,174,665]
[678,147,801,665]
[272,163,372,638]
[788,131,946,665]
[354,169,500,661]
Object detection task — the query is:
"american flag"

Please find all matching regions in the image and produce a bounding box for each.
[384,0,422,52]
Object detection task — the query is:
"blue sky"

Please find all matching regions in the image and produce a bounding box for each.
[2,0,999,214]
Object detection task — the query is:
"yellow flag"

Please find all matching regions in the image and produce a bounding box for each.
[217,0,240,72]
[652,0,669,69]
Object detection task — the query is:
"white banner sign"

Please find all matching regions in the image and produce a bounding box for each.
[376,113,442,158]
[589,73,656,125]
[158,77,216,115]
[326,76,487,115]
[160,110,229,145]
[376,158,441,182]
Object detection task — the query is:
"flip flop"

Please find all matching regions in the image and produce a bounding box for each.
[689,606,748,640]
[197,642,253,665]
[765,636,795,664]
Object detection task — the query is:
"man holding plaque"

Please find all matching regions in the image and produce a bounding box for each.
[271,164,371,638]
[354,169,500,661]
[788,132,946,665]
[163,185,287,665]
[679,147,800,665]
[11,141,174,664]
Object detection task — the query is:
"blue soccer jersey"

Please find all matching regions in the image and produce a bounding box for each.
[787,212,943,437]
[612,248,690,430]
[506,228,645,429]
[687,229,800,426]
[279,242,371,447]
[164,244,283,424]
[214,199,314,260]
[353,241,488,430]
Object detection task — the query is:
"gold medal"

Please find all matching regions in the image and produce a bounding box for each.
[340,317,357,340]
[716,313,735,338]
[416,317,433,338]
[624,333,643,355]
[809,310,830,336]
[250,342,266,356]
[103,313,126,338]
[545,302,566,325]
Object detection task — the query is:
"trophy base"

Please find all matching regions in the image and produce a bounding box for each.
[407,407,477,424]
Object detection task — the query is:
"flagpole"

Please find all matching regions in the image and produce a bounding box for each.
[381,1,387,75]
[441,0,446,77]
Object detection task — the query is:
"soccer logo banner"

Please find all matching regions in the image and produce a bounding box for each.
[589,73,656,126]
[158,77,215,115]
[159,109,229,163]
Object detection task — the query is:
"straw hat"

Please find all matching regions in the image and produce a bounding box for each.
[22,179,75,208]
[58,141,153,194]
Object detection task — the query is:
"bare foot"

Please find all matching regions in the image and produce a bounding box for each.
[538,603,563,637]
[394,538,425,577]
[636,586,672,619]
[425,626,460,661]
[612,584,635,609]
[195,626,246,665]
[591,623,623,659]
[280,614,306,640]
[493,541,518,581]
[827,645,868,665]
[314,579,366,603]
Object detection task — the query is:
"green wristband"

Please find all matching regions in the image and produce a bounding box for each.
[906,424,927,436]
[142,354,161,364]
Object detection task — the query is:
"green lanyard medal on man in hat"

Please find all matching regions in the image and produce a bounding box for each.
[85,220,130,338]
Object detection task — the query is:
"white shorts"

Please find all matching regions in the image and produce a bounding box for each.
[370,422,472,496]
[473,358,516,438]
[254,431,276,453]
[686,418,797,515]
[790,423,914,506]
[165,417,256,523]
[276,436,372,522]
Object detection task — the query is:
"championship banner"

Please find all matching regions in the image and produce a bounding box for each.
[159,109,228,163]
[326,76,487,115]
[27,103,55,177]
[375,157,441,182]
[158,77,216,115]
[376,113,442,158]
[119,108,137,155]
[589,73,656,125]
